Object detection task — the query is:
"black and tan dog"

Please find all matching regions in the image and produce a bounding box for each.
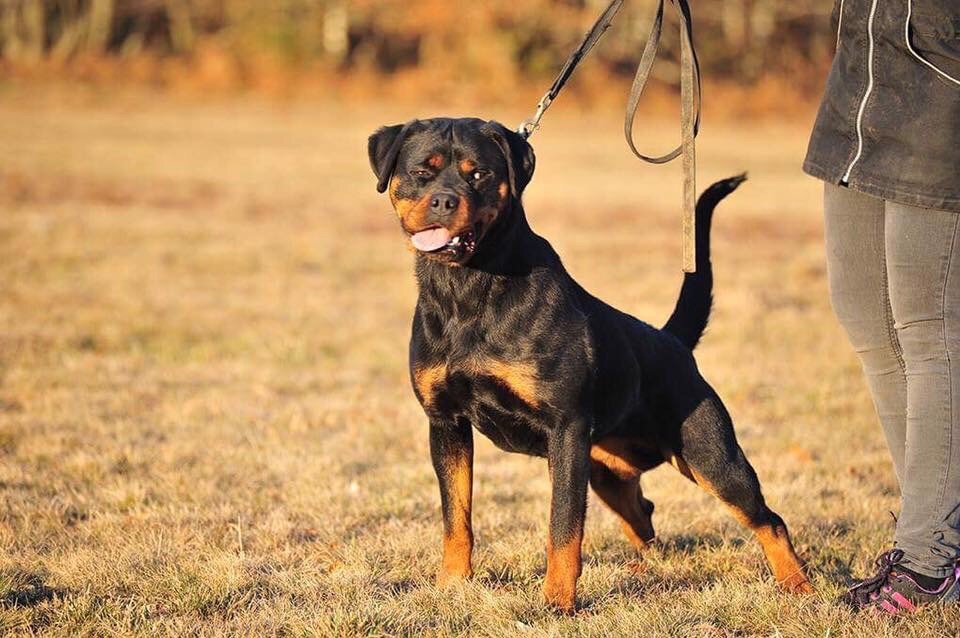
[368,117,812,611]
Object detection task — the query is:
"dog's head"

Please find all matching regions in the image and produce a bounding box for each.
[368,118,535,265]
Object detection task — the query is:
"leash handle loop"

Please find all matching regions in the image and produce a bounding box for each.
[623,0,700,272]
[518,0,701,273]
[624,0,701,164]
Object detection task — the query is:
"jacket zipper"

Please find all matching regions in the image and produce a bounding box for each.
[842,0,880,185]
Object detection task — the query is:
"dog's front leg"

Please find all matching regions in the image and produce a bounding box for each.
[543,421,591,613]
[429,418,474,584]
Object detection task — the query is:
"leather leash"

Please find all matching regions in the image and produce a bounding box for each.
[518,0,701,273]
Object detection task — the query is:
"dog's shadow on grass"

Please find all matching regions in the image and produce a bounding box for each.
[392,527,861,614]
[609,534,729,596]
[489,490,535,508]
[473,532,731,613]
[479,565,537,592]
[796,519,859,586]
[654,532,734,554]
[1,570,65,608]
[382,577,420,596]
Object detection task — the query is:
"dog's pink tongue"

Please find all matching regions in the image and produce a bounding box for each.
[411,228,451,252]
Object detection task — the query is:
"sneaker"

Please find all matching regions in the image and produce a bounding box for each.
[842,548,960,614]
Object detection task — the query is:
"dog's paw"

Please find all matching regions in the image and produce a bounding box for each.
[779,572,814,594]
[436,565,473,587]
[543,582,577,614]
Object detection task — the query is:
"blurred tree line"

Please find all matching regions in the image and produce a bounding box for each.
[0,1,835,87]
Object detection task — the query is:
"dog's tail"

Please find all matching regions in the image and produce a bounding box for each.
[662,173,746,350]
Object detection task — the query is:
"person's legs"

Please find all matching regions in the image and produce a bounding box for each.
[885,202,960,579]
[823,183,908,483]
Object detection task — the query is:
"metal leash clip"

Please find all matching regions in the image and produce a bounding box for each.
[516,0,624,141]
[517,93,553,140]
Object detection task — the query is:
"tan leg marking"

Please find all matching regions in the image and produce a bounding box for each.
[687,467,812,593]
[589,462,655,550]
[752,525,812,593]
[666,452,695,480]
[544,531,583,613]
[590,438,642,481]
[438,452,474,584]
[414,364,447,408]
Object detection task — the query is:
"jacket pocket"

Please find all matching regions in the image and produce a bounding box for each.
[907,5,960,85]
[909,3,960,38]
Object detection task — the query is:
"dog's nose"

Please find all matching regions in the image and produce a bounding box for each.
[430,191,460,215]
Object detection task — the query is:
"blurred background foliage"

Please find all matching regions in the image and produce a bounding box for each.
[0,1,836,97]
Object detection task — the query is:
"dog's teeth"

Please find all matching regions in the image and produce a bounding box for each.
[450,236,461,245]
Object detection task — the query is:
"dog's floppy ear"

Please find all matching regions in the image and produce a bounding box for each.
[368,120,419,194]
[481,121,536,197]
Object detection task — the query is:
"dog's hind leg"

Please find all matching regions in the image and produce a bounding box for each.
[589,464,656,549]
[667,392,813,593]
[589,439,657,549]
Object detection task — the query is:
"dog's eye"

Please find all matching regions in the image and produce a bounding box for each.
[471,169,490,182]
[411,169,433,180]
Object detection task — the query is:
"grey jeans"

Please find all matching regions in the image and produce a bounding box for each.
[824,183,960,578]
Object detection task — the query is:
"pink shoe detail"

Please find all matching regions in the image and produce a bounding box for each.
[890,591,916,612]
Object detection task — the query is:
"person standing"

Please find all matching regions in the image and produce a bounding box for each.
[804,0,960,613]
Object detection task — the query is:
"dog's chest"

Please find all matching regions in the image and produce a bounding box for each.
[414,354,549,455]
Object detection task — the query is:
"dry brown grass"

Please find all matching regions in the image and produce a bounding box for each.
[1,88,958,636]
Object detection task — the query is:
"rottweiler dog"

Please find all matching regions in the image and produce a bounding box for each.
[367,117,812,612]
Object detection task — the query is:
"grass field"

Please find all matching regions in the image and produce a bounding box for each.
[1,89,958,636]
